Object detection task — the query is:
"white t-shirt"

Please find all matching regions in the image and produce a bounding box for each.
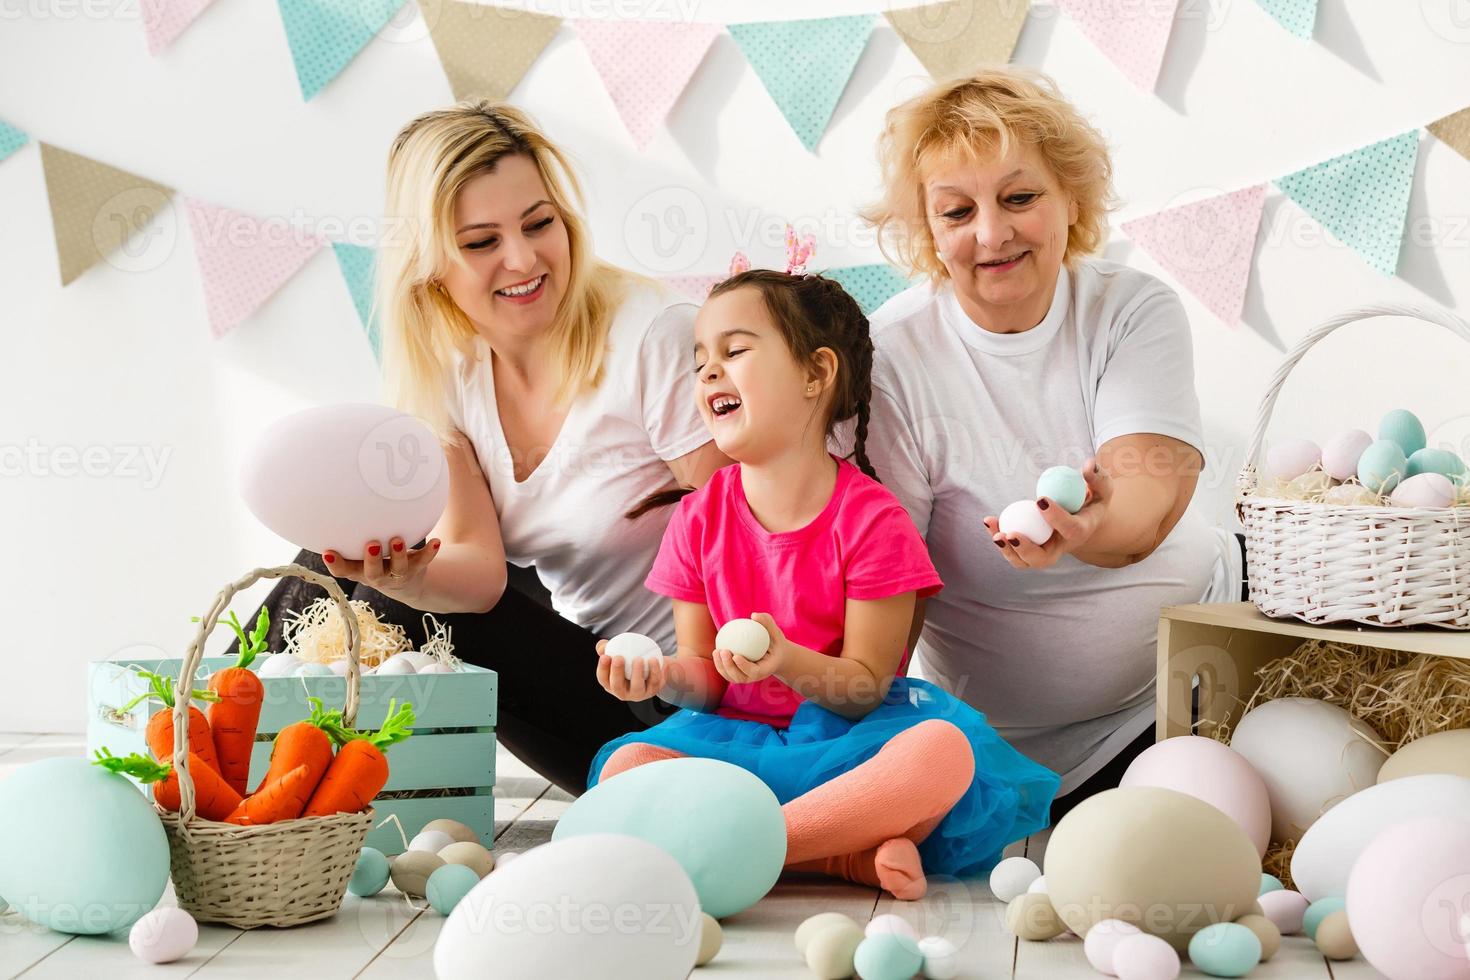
[448,281,709,658]
[844,258,1234,795]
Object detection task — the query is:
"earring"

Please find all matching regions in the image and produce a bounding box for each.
[806,384,815,393]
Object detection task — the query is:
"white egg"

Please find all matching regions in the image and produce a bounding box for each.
[419,662,456,674]
[293,662,334,678]
[129,907,198,964]
[865,913,919,939]
[397,652,438,671]
[605,632,665,680]
[409,830,456,855]
[918,935,960,979]
[989,856,1041,902]
[328,659,352,677]
[999,500,1053,545]
[1027,874,1049,894]
[1389,472,1457,508]
[256,653,302,679]
[1320,430,1373,482]
[1265,439,1322,480]
[375,656,419,676]
[715,618,771,662]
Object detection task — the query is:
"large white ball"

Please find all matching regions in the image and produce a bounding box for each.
[239,403,449,561]
[433,833,700,980]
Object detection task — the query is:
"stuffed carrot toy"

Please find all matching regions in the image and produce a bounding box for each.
[199,608,269,796]
[302,700,416,818]
[94,748,243,823]
[121,671,222,776]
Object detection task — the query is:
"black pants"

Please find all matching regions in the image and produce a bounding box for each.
[230,549,665,797]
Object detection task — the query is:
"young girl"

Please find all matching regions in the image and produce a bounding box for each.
[589,263,1060,900]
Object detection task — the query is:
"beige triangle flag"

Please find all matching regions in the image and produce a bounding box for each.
[40,142,175,286]
[1428,105,1470,164]
[886,0,1030,80]
[423,0,562,102]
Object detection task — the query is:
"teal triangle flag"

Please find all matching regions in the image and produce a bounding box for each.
[1254,0,1318,38]
[0,119,28,164]
[729,16,874,152]
[277,0,407,100]
[332,242,380,360]
[823,264,914,315]
[1275,131,1419,276]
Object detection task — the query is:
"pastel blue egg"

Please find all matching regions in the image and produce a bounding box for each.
[554,758,785,918]
[853,933,924,980]
[1357,440,1408,494]
[1304,896,1346,940]
[0,757,169,935]
[1259,873,1284,895]
[425,864,480,915]
[1379,409,1427,458]
[1407,447,1467,483]
[1188,922,1262,977]
[1036,466,1087,514]
[348,847,391,897]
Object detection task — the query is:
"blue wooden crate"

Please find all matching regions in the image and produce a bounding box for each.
[87,656,497,856]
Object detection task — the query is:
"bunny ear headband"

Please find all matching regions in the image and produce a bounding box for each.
[728,223,817,278]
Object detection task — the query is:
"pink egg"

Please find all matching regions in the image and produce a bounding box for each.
[1321,430,1373,482]
[1347,816,1470,980]
[1265,439,1322,480]
[239,403,449,561]
[1257,890,1308,935]
[1390,472,1457,509]
[999,500,1053,545]
[1111,933,1180,980]
[1120,736,1271,858]
[1085,919,1142,975]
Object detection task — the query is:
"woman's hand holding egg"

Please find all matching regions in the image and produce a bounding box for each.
[595,636,668,702]
[713,614,784,684]
[322,536,441,602]
[985,459,1113,570]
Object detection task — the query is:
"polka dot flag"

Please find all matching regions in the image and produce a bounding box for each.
[1254,0,1318,39]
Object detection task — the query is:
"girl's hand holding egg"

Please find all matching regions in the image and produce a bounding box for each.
[595,634,668,702]
[713,614,784,684]
[322,535,441,603]
[985,459,1113,570]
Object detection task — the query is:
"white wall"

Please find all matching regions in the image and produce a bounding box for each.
[2,0,1469,732]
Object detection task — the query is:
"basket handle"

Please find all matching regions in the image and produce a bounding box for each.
[1239,300,1470,485]
[171,563,362,824]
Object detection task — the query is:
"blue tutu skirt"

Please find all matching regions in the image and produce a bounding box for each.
[587,677,1060,879]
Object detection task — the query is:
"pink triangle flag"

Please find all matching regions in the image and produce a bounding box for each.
[661,274,724,301]
[1121,184,1266,326]
[575,21,722,149]
[185,197,325,338]
[141,0,218,55]
[1055,0,1180,91]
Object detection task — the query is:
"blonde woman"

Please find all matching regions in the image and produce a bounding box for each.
[240,102,729,795]
[849,67,1242,823]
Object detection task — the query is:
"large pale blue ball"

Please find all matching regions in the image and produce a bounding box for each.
[1357,440,1408,494]
[1188,922,1262,977]
[553,758,785,918]
[853,933,923,980]
[426,865,480,915]
[0,757,169,934]
[1036,466,1087,514]
[1379,409,1427,458]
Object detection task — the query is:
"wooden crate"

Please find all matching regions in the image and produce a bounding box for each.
[86,657,497,856]
[1157,602,1470,740]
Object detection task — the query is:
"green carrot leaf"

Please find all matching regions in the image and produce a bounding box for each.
[92,747,173,784]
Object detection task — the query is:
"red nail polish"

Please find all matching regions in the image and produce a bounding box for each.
[993,538,1004,548]
[432,540,441,550]
[368,544,381,557]
[323,553,335,564]
[1037,498,1050,510]
[393,540,404,552]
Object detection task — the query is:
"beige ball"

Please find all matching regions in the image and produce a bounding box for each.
[1314,910,1358,960]
[804,921,865,979]
[715,618,770,662]
[390,851,445,898]
[1045,787,1261,952]
[1378,729,1470,783]
[1005,893,1068,941]
[1233,914,1281,962]
[438,841,495,878]
[696,912,722,966]
[795,912,859,956]
[421,818,480,844]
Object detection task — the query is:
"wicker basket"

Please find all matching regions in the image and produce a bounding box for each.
[1237,301,1470,630]
[161,563,374,928]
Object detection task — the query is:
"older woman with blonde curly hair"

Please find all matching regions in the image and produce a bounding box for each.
[851,66,1241,822]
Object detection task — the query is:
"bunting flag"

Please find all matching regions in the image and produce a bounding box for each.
[332,242,380,360]
[141,0,219,55]
[185,198,324,338]
[1427,105,1470,164]
[1054,0,1179,91]
[1253,0,1317,39]
[660,274,725,302]
[575,21,721,149]
[728,15,875,152]
[823,264,914,315]
[885,0,1030,80]
[39,143,176,286]
[277,0,407,101]
[1275,130,1419,276]
[0,119,28,164]
[1122,185,1266,327]
[426,2,561,102]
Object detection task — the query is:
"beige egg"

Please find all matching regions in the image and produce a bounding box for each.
[1006,893,1068,941]
[438,841,495,878]
[1315,910,1358,960]
[1045,787,1261,952]
[696,912,722,966]
[1378,729,1470,783]
[804,921,865,979]
[1233,914,1281,961]
[421,818,480,844]
[390,851,445,898]
[795,912,859,956]
[1247,900,1264,917]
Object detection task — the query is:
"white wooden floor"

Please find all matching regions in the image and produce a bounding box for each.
[0,733,1380,979]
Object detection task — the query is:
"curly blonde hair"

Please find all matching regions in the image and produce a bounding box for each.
[862,66,1117,283]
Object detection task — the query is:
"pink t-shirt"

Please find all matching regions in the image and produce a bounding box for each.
[645,455,943,728]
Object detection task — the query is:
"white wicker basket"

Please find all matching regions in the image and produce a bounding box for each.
[1236,301,1470,630]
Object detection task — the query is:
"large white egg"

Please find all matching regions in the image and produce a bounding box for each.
[239,403,449,561]
[1291,773,1470,902]
[1228,698,1387,844]
[1320,430,1373,482]
[434,833,701,980]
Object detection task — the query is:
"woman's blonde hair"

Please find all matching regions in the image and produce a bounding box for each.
[375,101,640,437]
[862,66,1116,283]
